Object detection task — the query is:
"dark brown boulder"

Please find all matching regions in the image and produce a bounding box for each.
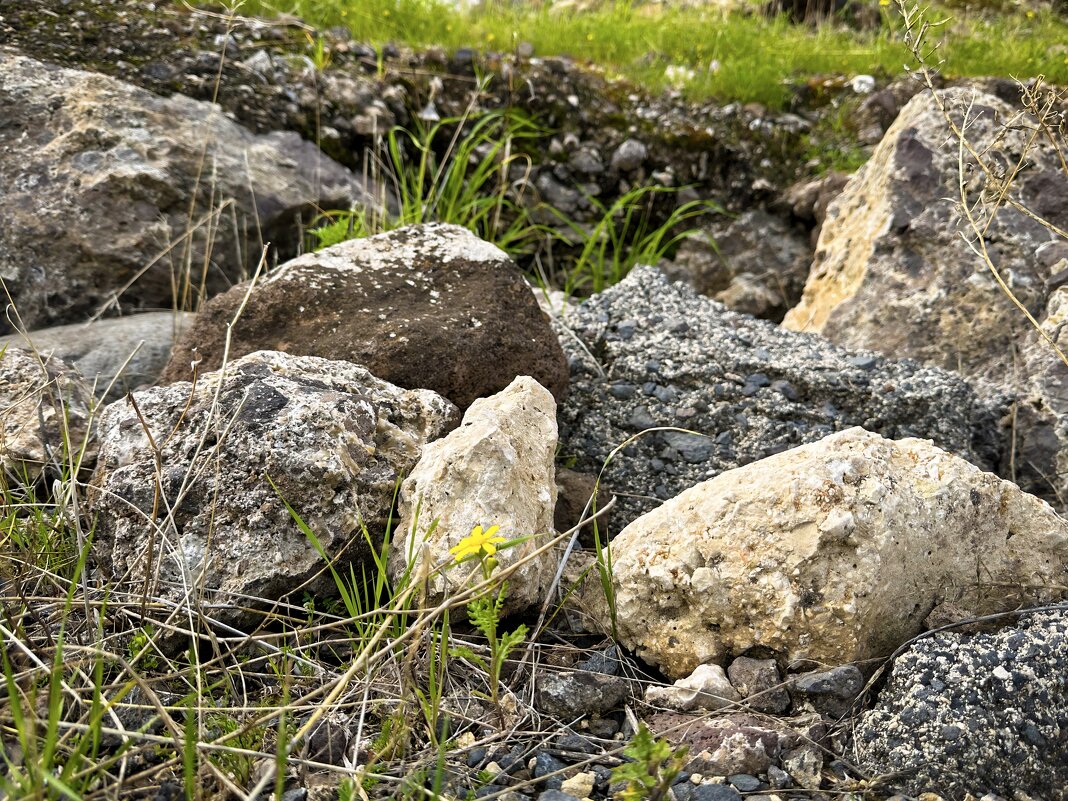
[162,224,569,410]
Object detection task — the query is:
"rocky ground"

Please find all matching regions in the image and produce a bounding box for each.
[1,2,1068,801]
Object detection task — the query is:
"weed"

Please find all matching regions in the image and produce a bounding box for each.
[610,723,689,801]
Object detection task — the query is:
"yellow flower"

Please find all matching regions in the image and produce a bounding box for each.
[1027,9,1036,17]
[450,525,505,562]
[879,0,890,6]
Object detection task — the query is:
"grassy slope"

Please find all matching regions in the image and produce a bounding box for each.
[230,0,1068,107]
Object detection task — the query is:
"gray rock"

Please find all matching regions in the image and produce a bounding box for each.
[88,351,457,632]
[0,49,368,332]
[855,609,1068,800]
[691,784,741,801]
[727,657,790,715]
[781,745,822,790]
[0,313,194,401]
[0,348,95,478]
[789,665,864,719]
[557,265,1005,531]
[610,138,648,172]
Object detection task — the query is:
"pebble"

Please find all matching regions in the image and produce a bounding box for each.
[560,771,595,798]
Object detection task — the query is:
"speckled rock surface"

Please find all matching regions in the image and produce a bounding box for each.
[163,224,569,411]
[856,608,1068,800]
[89,351,457,628]
[389,376,559,615]
[0,312,194,402]
[0,48,367,333]
[608,427,1068,678]
[557,265,1005,531]
[0,348,96,477]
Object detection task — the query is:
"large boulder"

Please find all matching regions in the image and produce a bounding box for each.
[1,312,194,402]
[390,376,558,615]
[781,86,1068,506]
[856,609,1068,800]
[0,48,367,332]
[607,427,1068,679]
[556,265,1004,531]
[162,224,570,411]
[1,348,95,478]
[88,351,457,628]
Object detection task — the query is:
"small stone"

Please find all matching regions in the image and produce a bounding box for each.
[645,664,741,712]
[782,745,823,790]
[766,765,792,789]
[610,138,648,172]
[791,665,864,719]
[727,657,790,714]
[560,772,595,798]
[691,783,742,801]
[727,774,762,792]
[538,791,580,801]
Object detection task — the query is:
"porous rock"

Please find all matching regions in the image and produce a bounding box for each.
[726,657,790,715]
[163,224,569,411]
[89,351,457,628]
[389,376,558,615]
[789,665,864,719]
[608,427,1068,678]
[1,348,95,477]
[856,608,1068,800]
[535,669,631,720]
[782,87,1068,506]
[646,711,824,779]
[0,48,367,332]
[0,312,194,401]
[557,265,1004,531]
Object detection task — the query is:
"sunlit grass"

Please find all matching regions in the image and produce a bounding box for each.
[229,0,1068,107]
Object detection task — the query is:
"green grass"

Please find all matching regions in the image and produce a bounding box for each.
[230,0,1068,107]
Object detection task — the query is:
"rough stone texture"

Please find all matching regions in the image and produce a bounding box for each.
[608,427,1068,679]
[535,670,631,720]
[1,348,96,477]
[659,210,812,321]
[647,712,824,779]
[789,665,864,719]
[0,48,367,333]
[389,376,558,615]
[782,87,1068,507]
[88,351,457,628]
[726,657,790,715]
[163,224,569,411]
[554,467,609,548]
[645,664,742,712]
[557,265,1004,531]
[856,608,1068,800]
[1,312,193,402]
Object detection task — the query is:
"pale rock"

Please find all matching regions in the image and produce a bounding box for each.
[390,376,559,615]
[781,86,1068,507]
[89,351,457,630]
[645,664,742,712]
[560,772,596,799]
[609,427,1068,679]
[0,348,96,477]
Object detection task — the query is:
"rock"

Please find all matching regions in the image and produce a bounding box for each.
[0,49,367,333]
[88,351,457,630]
[0,348,95,478]
[779,171,850,232]
[789,665,864,719]
[554,467,608,547]
[691,785,741,801]
[559,772,595,799]
[0,313,194,401]
[781,745,823,790]
[535,669,631,720]
[163,224,569,411]
[389,376,558,615]
[781,87,1068,507]
[855,609,1068,800]
[608,427,1068,678]
[645,664,742,712]
[557,265,1004,532]
[610,138,648,172]
[726,657,790,714]
[647,712,823,779]
[659,211,812,321]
